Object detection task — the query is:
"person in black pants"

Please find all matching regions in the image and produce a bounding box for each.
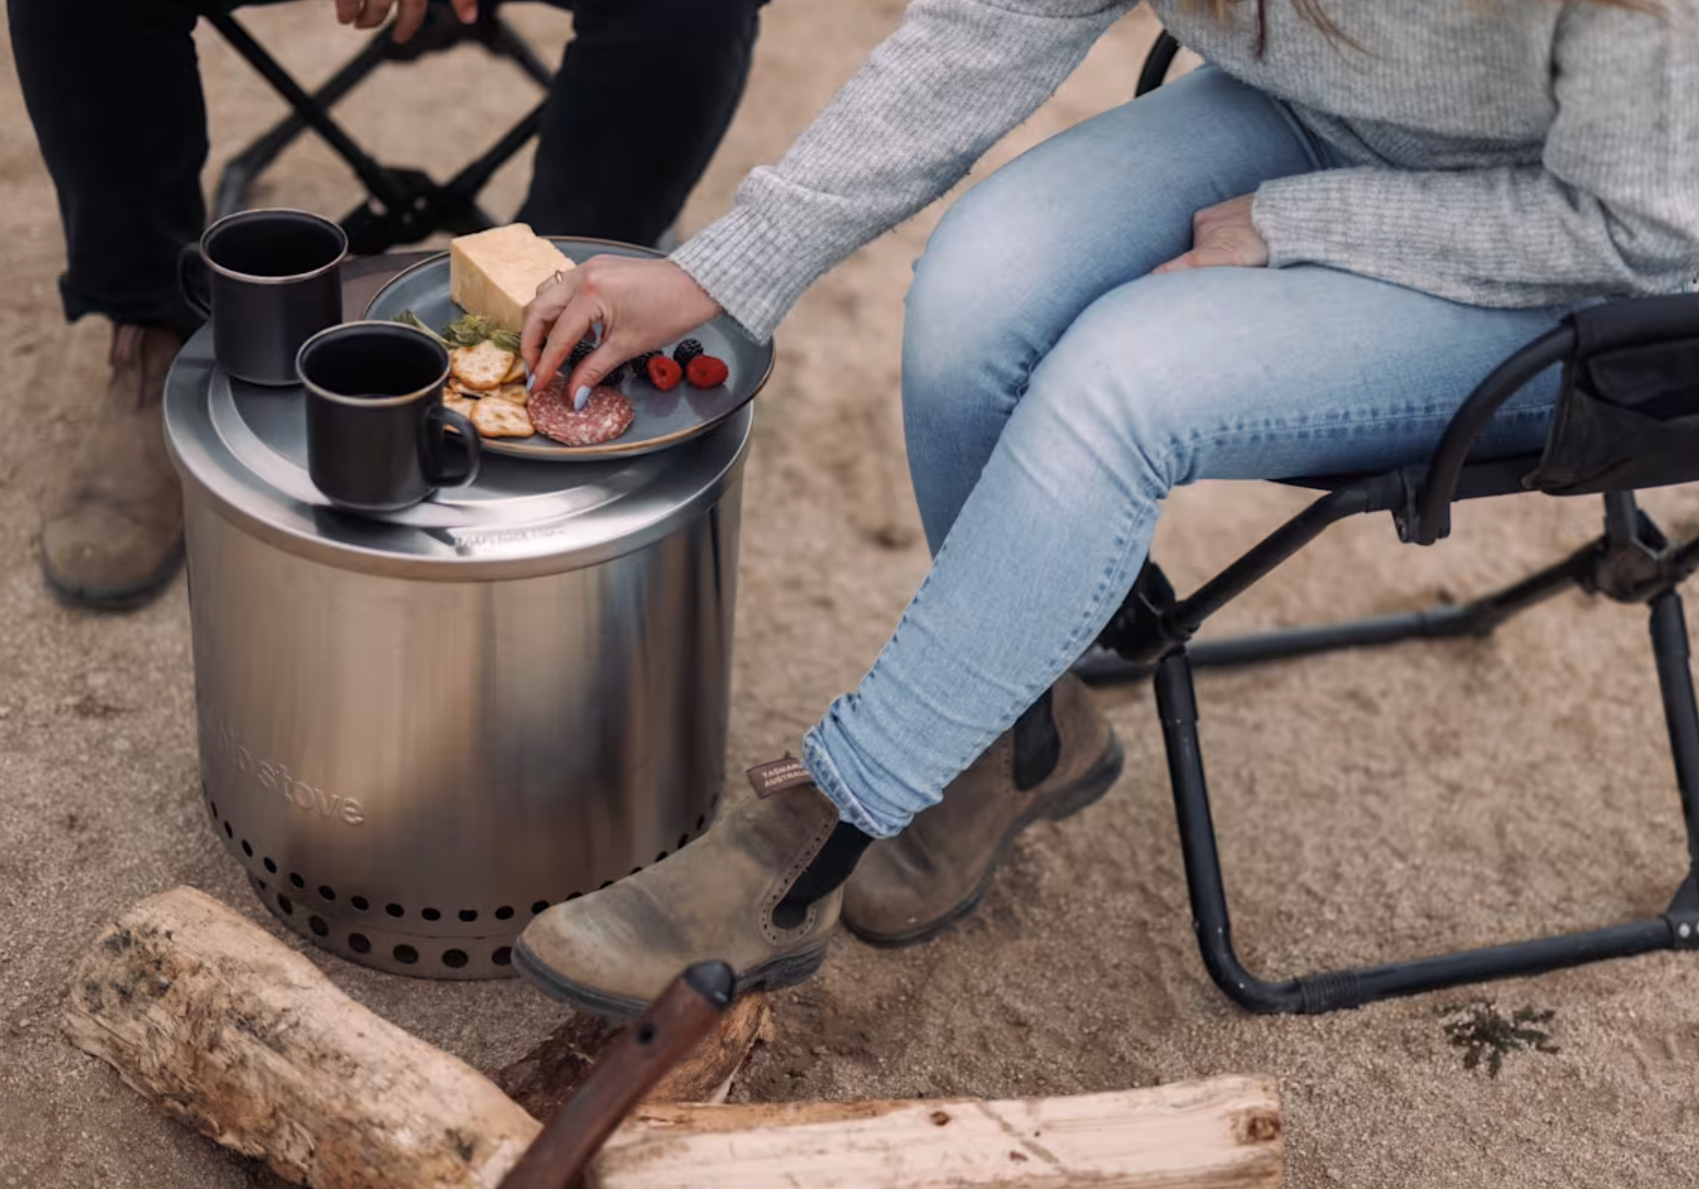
[7,0,767,609]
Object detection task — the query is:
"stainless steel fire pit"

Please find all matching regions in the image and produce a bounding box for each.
[165,288,764,980]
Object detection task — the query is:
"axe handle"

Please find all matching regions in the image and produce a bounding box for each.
[498,963,735,1189]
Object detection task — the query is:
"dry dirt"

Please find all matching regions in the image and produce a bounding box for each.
[3,4,1699,1187]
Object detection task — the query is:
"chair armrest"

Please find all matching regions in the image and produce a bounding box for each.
[1409,293,1699,545]
[1407,324,1574,544]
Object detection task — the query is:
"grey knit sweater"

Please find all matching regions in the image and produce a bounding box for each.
[672,0,1699,343]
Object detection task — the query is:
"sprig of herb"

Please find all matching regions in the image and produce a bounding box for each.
[392,310,448,346]
[394,310,521,356]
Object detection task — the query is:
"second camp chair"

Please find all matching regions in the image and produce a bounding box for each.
[208,0,557,255]
[1079,31,1699,1016]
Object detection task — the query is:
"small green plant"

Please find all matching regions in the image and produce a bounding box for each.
[1441,1000,1559,1077]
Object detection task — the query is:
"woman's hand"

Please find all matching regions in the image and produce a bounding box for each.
[1153,195,1268,275]
[522,256,725,396]
[334,0,475,44]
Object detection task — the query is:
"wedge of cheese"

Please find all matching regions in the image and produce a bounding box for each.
[449,224,573,333]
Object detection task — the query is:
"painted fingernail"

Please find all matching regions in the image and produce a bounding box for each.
[573,385,592,411]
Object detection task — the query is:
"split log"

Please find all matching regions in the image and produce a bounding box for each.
[66,887,1282,1189]
[594,1078,1282,1189]
[65,888,765,1189]
[66,886,542,1189]
[490,990,771,1116]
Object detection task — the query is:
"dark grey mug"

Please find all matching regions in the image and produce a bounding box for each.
[179,209,348,386]
[298,322,481,515]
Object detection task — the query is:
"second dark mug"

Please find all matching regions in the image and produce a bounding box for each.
[179,208,347,386]
[299,322,482,515]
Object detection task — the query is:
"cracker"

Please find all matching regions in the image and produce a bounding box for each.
[450,340,516,392]
[472,396,534,438]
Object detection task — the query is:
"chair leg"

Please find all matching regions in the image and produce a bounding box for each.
[1157,649,1686,1014]
[1081,539,1597,687]
[213,25,399,220]
[1650,592,1699,914]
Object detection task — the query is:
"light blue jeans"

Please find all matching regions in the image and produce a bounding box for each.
[801,67,1582,839]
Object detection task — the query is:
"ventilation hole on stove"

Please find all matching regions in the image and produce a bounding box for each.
[696,815,707,831]
[309,915,329,937]
[289,873,305,889]
[458,909,477,923]
[223,821,233,838]
[566,892,582,901]
[629,867,642,877]
[241,840,253,857]
[351,896,369,911]
[393,945,419,965]
[637,1022,657,1045]
[255,880,267,892]
[600,881,613,890]
[348,933,371,955]
[531,900,549,915]
[421,908,441,922]
[494,906,514,921]
[677,833,689,850]
[442,949,469,969]
[655,851,668,863]
[208,801,218,819]
[386,903,405,918]
[277,894,294,915]
[264,858,277,874]
[492,947,512,967]
[318,886,336,902]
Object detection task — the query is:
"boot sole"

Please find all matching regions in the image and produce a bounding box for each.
[41,540,185,613]
[846,731,1125,949]
[512,935,831,1022]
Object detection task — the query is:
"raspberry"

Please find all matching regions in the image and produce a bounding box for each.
[646,355,684,392]
[672,338,705,367]
[685,354,729,389]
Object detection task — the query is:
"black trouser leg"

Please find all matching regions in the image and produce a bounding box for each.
[8,0,213,336]
[516,0,767,246]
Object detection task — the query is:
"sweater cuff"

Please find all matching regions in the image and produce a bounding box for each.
[1250,174,1355,271]
[670,202,816,345]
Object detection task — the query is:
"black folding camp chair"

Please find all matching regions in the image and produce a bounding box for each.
[1080,30,1699,1015]
[208,0,556,254]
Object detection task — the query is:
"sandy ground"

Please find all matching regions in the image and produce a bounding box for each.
[4,3,1699,1187]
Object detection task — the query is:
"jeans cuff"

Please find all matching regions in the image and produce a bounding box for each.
[801,729,898,839]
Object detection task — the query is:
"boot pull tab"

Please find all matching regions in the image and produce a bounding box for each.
[747,755,811,799]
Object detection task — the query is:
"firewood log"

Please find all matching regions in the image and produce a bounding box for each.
[66,887,1282,1189]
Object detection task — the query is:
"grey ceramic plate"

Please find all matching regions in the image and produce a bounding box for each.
[363,237,773,461]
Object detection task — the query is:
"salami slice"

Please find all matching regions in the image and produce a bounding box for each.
[529,379,635,447]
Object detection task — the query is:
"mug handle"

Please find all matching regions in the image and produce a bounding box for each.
[177,243,213,321]
[425,404,483,489]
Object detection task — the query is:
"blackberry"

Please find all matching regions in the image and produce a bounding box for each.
[632,349,662,370]
[568,337,595,369]
[602,359,628,385]
[672,338,706,367]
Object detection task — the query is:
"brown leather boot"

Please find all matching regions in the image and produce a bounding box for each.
[39,324,185,610]
[843,674,1122,946]
[515,765,846,1019]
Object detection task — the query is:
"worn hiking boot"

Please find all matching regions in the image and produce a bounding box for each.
[515,765,847,1019]
[843,674,1122,946]
[39,324,185,610]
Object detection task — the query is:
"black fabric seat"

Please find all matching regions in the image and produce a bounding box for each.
[208,0,557,255]
[1081,31,1699,1015]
